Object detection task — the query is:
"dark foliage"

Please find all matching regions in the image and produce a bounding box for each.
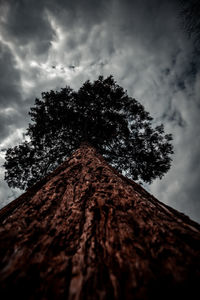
[4,75,173,190]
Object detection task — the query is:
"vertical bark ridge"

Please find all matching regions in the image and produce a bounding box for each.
[0,143,200,299]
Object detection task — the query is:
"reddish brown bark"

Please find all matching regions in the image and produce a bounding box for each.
[0,143,200,300]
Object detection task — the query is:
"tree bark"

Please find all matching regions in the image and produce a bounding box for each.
[0,144,200,300]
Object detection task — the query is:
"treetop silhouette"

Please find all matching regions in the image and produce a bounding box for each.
[4,75,173,190]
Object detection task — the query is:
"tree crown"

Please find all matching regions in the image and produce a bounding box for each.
[4,75,173,190]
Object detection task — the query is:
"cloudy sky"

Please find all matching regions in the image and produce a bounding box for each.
[0,0,199,222]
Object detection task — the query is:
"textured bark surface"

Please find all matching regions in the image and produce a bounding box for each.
[0,143,200,300]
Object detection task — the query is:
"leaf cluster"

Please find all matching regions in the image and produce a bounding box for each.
[4,76,173,190]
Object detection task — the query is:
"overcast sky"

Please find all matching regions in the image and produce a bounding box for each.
[0,0,199,222]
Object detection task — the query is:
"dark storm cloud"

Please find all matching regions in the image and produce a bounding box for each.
[0,0,200,222]
[0,42,21,108]
[0,0,109,56]
[48,0,109,27]
[0,42,26,144]
[0,0,56,55]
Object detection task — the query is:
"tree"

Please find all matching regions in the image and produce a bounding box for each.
[0,144,199,300]
[4,75,173,190]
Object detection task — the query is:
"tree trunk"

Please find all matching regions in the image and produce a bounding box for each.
[0,144,200,300]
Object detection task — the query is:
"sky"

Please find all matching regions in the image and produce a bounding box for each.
[0,0,200,222]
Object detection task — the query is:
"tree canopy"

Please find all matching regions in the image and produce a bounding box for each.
[4,75,173,190]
